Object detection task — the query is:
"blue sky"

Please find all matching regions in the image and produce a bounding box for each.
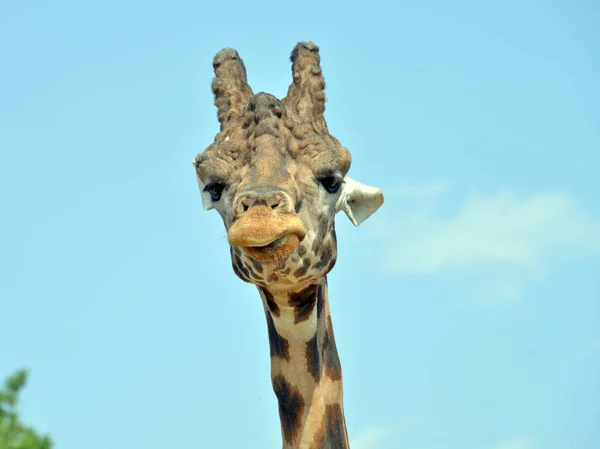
[1,1,599,448]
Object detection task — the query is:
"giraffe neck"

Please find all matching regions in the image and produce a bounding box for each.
[258,277,350,449]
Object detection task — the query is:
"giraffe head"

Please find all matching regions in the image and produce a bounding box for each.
[194,42,383,289]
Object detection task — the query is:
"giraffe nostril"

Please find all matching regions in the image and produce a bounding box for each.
[270,198,283,210]
[236,191,290,217]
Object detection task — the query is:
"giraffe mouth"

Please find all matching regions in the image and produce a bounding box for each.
[255,235,289,249]
[241,234,301,264]
[228,206,306,264]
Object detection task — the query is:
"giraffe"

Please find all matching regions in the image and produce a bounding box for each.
[194,42,384,449]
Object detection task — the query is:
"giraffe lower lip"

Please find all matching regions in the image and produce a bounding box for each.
[240,234,300,264]
[252,235,289,249]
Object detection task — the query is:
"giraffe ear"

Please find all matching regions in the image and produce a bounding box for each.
[195,171,215,211]
[336,176,384,226]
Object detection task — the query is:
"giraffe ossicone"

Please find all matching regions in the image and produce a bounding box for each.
[194,41,383,449]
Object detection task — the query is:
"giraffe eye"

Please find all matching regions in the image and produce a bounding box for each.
[319,176,341,194]
[204,182,226,201]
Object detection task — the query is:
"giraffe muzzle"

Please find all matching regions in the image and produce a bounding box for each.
[228,206,306,264]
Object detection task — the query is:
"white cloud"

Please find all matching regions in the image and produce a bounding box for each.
[350,426,393,449]
[373,185,600,302]
[350,414,427,449]
[390,190,599,274]
[491,436,535,449]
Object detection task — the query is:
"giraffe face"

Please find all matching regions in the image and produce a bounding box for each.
[195,43,383,288]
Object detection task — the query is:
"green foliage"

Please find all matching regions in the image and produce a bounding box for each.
[0,370,52,449]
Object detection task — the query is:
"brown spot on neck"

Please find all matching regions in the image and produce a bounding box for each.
[265,311,290,360]
[313,403,350,449]
[323,315,342,381]
[288,283,318,323]
[305,334,320,382]
[272,375,305,445]
[260,286,280,316]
